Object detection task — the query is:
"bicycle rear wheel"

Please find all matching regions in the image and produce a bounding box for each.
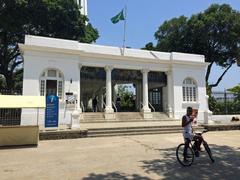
[176,143,194,166]
[203,141,215,163]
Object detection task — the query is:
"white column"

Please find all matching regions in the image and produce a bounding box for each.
[204,95,212,124]
[71,63,82,129]
[141,69,151,112]
[167,71,174,118]
[77,63,82,112]
[77,0,88,16]
[105,66,114,113]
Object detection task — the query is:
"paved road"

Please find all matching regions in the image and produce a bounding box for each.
[0,131,239,180]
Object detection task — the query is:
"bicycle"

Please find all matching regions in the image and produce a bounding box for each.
[176,130,215,166]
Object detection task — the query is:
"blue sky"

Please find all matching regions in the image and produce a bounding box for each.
[88,0,240,91]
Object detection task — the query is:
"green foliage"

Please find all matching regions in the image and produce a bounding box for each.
[13,68,23,91]
[228,84,240,101]
[117,85,135,111]
[146,4,240,88]
[0,0,99,90]
[212,100,240,115]
[0,74,6,89]
[208,95,217,112]
[142,42,155,51]
[209,85,240,114]
[154,16,188,52]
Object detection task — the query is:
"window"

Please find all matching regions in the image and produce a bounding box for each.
[58,81,63,99]
[40,69,64,100]
[183,78,197,102]
[48,70,57,77]
[40,80,45,96]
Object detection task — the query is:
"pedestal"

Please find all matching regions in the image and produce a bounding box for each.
[204,110,212,124]
[168,106,173,118]
[141,107,152,119]
[104,112,115,120]
[71,110,80,129]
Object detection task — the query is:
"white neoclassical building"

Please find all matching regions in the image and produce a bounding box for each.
[19,35,211,127]
[75,0,88,16]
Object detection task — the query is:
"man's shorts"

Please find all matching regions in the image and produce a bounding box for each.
[182,131,194,141]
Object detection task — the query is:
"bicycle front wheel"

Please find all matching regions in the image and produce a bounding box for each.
[176,143,194,166]
[203,141,215,163]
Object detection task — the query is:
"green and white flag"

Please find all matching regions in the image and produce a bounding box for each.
[111,9,125,24]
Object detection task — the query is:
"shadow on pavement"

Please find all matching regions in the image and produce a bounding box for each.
[0,145,37,150]
[82,172,151,180]
[141,144,240,180]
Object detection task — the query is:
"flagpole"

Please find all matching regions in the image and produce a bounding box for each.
[123,5,127,56]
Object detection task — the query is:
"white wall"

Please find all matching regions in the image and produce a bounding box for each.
[162,86,168,112]
[22,51,80,126]
[172,65,208,122]
[211,114,240,124]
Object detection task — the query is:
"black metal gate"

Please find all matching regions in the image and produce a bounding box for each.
[0,89,22,126]
[149,88,163,112]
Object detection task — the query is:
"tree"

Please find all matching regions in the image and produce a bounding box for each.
[0,0,99,90]
[145,4,240,89]
[117,85,135,111]
[228,84,240,101]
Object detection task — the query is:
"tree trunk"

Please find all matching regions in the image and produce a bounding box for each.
[209,63,233,88]
[5,73,14,90]
[205,61,214,83]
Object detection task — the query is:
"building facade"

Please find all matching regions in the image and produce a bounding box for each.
[19,35,210,127]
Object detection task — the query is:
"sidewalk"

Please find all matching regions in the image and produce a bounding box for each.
[0,131,239,179]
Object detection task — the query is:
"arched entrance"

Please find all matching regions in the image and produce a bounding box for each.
[39,69,64,100]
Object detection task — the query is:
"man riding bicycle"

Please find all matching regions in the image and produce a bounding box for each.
[182,107,203,161]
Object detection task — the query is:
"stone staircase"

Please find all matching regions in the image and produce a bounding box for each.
[43,111,205,139]
[82,112,105,122]
[81,112,175,123]
[152,112,171,120]
[116,112,143,121]
[87,125,205,138]
[40,123,205,139]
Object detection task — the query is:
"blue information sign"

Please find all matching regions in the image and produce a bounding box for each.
[45,95,59,128]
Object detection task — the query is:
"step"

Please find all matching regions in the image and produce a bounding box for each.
[87,126,205,137]
[39,130,87,140]
[116,113,143,120]
[88,127,205,133]
[87,130,186,138]
[83,113,104,117]
[83,113,105,120]
[39,125,205,139]
[88,128,182,134]
[81,118,180,123]
[88,125,182,131]
[203,123,240,131]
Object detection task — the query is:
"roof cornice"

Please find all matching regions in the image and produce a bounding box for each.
[19,43,208,67]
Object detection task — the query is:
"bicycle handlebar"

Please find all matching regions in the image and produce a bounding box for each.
[194,129,208,135]
[202,129,208,134]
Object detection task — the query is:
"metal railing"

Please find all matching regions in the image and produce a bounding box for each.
[112,102,117,112]
[0,89,22,126]
[139,101,155,112]
[148,102,155,112]
[211,91,240,115]
[139,102,143,110]
[103,101,106,110]
[80,101,85,113]
[0,108,22,126]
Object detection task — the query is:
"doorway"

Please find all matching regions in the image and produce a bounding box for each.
[149,88,162,111]
[46,80,57,96]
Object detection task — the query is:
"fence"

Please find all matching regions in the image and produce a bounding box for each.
[0,89,22,126]
[211,91,240,115]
